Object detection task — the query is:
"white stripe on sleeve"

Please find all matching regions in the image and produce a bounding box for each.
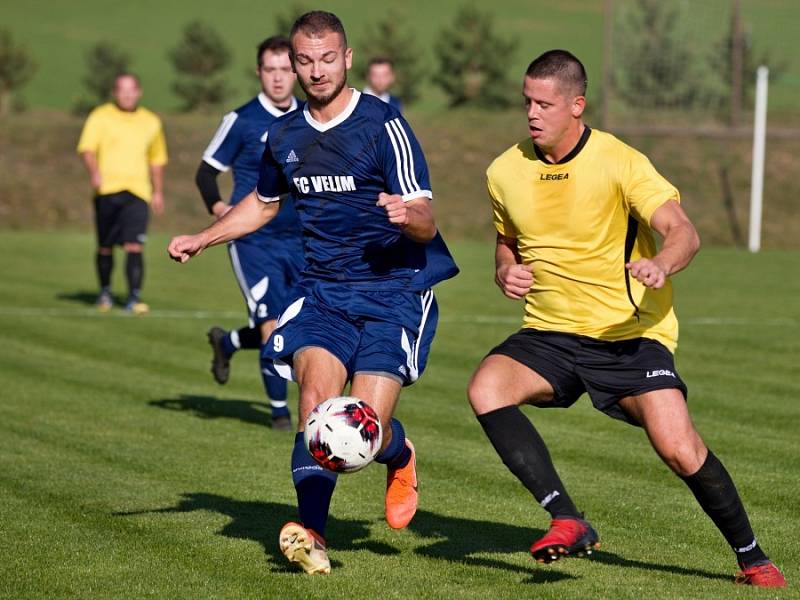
[201,112,238,171]
[392,118,422,192]
[388,119,416,195]
[384,120,409,196]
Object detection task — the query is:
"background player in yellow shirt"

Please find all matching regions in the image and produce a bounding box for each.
[467,50,785,588]
[77,73,167,314]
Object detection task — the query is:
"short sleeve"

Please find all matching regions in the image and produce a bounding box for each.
[255,135,289,202]
[148,121,168,166]
[202,112,242,172]
[622,149,680,225]
[76,110,102,154]
[487,169,517,238]
[381,115,432,202]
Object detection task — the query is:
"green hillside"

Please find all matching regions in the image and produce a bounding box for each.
[3,0,798,114]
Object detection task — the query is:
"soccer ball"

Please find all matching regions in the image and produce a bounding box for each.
[304,396,383,473]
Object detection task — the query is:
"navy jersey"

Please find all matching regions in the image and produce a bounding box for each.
[256,91,458,291]
[203,93,301,238]
[363,87,403,113]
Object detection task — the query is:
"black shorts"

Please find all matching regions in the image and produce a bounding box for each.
[94,191,149,247]
[489,329,688,425]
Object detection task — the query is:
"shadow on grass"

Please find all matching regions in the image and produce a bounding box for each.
[115,493,732,583]
[409,509,730,584]
[114,493,397,573]
[150,395,276,428]
[57,290,126,306]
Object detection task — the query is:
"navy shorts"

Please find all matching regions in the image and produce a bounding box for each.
[261,280,438,386]
[489,329,688,424]
[94,191,149,247]
[227,230,303,327]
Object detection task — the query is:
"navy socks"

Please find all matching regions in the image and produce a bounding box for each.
[292,432,337,537]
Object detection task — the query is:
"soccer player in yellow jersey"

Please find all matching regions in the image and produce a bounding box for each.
[77,73,167,314]
[467,50,785,588]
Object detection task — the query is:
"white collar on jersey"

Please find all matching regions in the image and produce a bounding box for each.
[363,86,391,104]
[303,88,360,132]
[258,93,298,118]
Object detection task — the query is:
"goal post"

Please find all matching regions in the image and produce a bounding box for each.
[748,65,769,253]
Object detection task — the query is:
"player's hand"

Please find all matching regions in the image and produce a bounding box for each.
[496,263,533,300]
[626,258,668,289]
[167,234,205,264]
[377,192,408,226]
[90,172,102,190]
[151,191,165,216]
[211,201,231,220]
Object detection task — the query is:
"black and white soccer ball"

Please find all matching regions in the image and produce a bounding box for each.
[304,396,383,473]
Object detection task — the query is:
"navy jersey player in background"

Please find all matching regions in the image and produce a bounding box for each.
[363,56,403,112]
[169,11,458,574]
[194,36,303,431]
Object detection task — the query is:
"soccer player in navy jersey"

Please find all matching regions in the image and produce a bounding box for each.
[363,56,403,112]
[169,11,458,574]
[194,36,303,431]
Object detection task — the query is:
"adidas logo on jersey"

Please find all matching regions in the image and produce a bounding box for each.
[286,149,299,163]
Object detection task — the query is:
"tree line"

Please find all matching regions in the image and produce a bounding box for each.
[0,1,783,117]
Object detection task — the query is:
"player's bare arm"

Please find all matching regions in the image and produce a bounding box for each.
[150,164,165,215]
[168,191,279,263]
[626,199,701,289]
[495,233,533,300]
[377,193,436,243]
[80,151,102,189]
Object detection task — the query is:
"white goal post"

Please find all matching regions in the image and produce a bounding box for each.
[748,65,769,253]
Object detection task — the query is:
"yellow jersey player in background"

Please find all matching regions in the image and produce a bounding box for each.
[467,50,786,589]
[77,73,167,314]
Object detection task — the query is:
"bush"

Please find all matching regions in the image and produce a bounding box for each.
[613,0,725,112]
[274,2,313,37]
[169,21,231,112]
[432,5,518,107]
[73,41,131,114]
[0,28,37,116]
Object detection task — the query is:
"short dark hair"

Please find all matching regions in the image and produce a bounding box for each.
[525,50,587,97]
[368,56,394,69]
[290,11,348,48]
[257,36,292,66]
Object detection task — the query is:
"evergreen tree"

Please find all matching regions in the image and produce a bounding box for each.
[169,21,231,112]
[432,5,518,107]
[73,41,131,114]
[0,28,37,116]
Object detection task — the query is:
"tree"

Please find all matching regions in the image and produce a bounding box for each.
[613,0,725,112]
[712,25,788,118]
[274,2,313,37]
[169,21,231,112]
[73,41,131,114]
[359,11,425,106]
[432,5,518,108]
[0,28,37,116]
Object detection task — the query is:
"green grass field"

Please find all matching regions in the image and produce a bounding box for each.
[1,232,798,598]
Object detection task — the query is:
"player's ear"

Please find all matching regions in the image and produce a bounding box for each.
[344,47,353,71]
[572,95,586,118]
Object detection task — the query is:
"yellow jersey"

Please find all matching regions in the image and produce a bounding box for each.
[487,127,681,351]
[77,103,167,202]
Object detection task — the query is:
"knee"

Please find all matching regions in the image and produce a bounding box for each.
[661,440,708,477]
[467,368,510,415]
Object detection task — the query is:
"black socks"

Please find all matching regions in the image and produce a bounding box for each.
[477,406,581,519]
[125,251,143,299]
[681,450,768,568]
